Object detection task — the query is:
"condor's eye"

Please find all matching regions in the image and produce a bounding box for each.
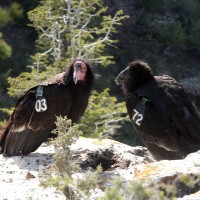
[80,65,86,72]
[74,64,82,69]
[74,64,86,69]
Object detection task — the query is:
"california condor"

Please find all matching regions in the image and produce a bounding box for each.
[115,60,200,160]
[0,60,94,156]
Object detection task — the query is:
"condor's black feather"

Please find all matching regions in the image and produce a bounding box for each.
[116,60,200,160]
[0,59,94,156]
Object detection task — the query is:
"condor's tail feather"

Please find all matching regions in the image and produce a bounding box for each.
[2,126,52,156]
[0,119,12,150]
[145,141,200,160]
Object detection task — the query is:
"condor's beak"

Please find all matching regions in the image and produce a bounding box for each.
[73,61,87,84]
[73,67,79,84]
[115,69,126,85]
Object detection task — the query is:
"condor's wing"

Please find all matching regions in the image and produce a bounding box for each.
[1,88,38,156]
[0,88,36,146]
[153,75,200,143]
[134,75,200,151]
[1,75,72,156]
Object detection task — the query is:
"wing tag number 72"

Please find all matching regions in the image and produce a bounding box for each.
[35,97,47,112]
[132,109,143,126]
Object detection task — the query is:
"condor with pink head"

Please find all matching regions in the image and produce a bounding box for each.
[0,60,94,156]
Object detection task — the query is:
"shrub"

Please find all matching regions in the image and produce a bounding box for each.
[41,116,103,199]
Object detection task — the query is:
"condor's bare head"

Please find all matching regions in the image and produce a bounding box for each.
[115,60,154,94]
[65,59,94,88]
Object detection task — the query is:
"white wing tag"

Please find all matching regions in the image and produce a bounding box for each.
[35,86,47,112]
[132,97,149,126]
[35,97,47,112]
[132,108,144,126]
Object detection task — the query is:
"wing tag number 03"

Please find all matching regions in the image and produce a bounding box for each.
[35,97,47,112]
[132,109,143,126]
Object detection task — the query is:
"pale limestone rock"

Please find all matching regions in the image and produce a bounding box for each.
[1,137,200,199]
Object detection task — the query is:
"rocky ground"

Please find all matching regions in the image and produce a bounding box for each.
[1,137,200,200]
[0,143,65,200]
